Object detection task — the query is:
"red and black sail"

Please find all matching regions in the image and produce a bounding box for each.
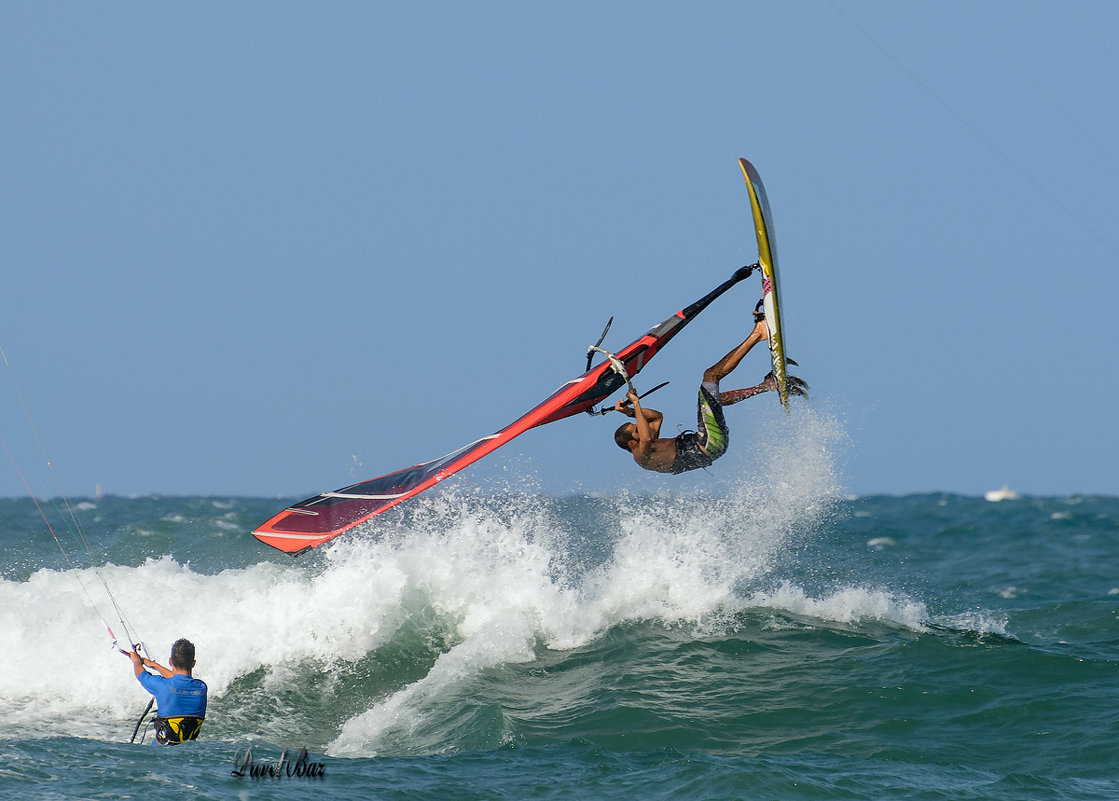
[253,267,753,554]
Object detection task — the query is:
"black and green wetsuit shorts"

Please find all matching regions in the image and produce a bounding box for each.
[669,382,728,474]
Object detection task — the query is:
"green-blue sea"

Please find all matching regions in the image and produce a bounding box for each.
[2,461,1117,798]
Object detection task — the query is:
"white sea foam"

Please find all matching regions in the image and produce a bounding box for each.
[329,408,849,755]
[746,580,930,631]
[0,554,416,741]
[1,408,855,753]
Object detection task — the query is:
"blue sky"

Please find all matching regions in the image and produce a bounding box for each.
[2,2,1116,499]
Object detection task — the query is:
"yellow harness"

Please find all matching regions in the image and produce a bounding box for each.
[154,715,204,745]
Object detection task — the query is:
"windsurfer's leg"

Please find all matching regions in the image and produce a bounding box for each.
[702,319,769,385]
[719,375,775,405]
[720,373,807,406]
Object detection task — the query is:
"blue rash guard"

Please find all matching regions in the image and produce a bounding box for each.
[138,671,208,719]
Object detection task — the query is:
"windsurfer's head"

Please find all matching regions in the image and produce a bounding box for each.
[614,423,636,451]
[170,638,196,672]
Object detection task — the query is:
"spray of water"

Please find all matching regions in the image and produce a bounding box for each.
[2,407,904,751]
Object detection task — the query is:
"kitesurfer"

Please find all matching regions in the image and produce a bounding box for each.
[125,638,207,744]
[612,313,804,474]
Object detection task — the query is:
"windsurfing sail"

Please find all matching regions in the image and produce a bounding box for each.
[253,266,755,555]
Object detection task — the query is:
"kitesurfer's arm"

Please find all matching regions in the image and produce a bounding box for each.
[144,658,175,678]
[125,650,147,678]
[123,649,174,679]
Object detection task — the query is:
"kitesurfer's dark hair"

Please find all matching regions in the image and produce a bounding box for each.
[170,638,196,670]
[614,423,635,451]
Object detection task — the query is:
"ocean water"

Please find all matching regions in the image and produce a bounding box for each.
[1,416,1117,800]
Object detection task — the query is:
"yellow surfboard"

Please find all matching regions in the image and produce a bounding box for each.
[738,157,790,413]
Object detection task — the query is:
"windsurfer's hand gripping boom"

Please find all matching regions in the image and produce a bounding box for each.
[615,389,662,440]
[593,381,670,416]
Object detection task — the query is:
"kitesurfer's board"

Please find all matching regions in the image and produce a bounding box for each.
[738,157,790,413]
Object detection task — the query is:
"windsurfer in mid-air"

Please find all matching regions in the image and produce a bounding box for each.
[612,311,805,474]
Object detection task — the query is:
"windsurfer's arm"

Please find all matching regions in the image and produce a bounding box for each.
[627,391,662,442]
[626,391,667,470]
[615,390,662,432]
